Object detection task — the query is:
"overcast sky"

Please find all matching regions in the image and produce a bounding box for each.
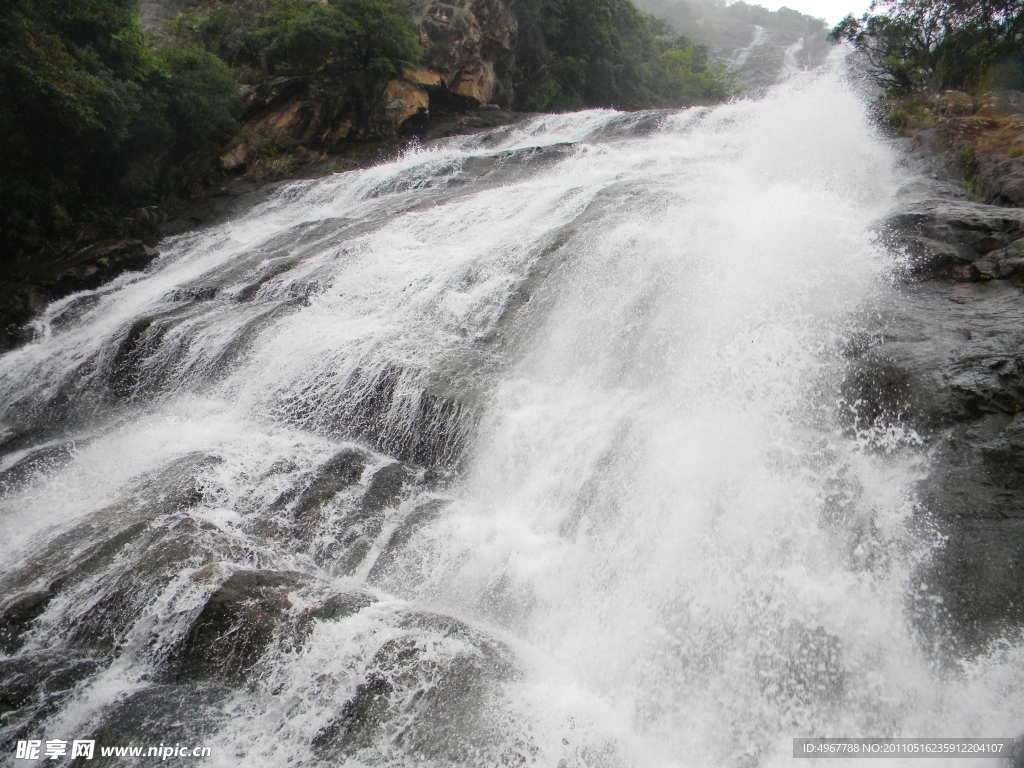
[764,0,874,25]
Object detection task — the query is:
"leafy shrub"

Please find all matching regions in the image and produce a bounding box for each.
[172,0,422,81]
[957,144,976,166]
[884,108,909,130]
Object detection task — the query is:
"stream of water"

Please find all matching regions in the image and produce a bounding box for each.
[1,56,1022,767]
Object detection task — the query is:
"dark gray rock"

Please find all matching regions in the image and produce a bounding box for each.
[0,452,227,659]
[368,498,448,587]
[290,449,368,517]
[975,236,1024,281]
[311,609,517,762]
[845,281,1024,651]
[0,591,54,654]
[164,570,304,685]
[881,198,1024,280]
[311,671,394,756]
[313,461,413,574]
[0,651,101,754]
[975,155,1024,208]
[305,591,375,623]
[71,684,230,768]
[0,440,87,497]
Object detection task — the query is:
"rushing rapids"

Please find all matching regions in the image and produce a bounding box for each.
[2,56,1023,767]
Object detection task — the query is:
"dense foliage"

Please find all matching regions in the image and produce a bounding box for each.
[0,0,241,263]
[171,0,423,81]
[831,0,1024,95]
[0,0,731,270]
[515,0,734,111]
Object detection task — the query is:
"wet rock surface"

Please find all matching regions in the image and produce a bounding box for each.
[164,569,305,684]
[311,610,518,763]
[975,155,1024,208]
[75,684,230,767]
[882,198,1024,281]
[0,591,54,655]
[861,169,1024,652]
[0,424,499,757]
[0,240,161,353]
[0,651,102,750]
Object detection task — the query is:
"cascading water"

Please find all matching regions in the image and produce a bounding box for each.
[1,56,1023,767]
[731,25,767,71]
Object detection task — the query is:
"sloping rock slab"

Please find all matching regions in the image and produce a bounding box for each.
[844,281,1024,652]
[880,199,1024,280]
[164,570,305,685]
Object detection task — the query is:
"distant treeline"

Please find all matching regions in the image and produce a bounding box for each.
[832,0,1024,96]
[514,0,734,111]
[0,0,733,270]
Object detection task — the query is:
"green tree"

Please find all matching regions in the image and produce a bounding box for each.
[832,0,1024,95]
[0,0,241,263]
[514,0,734,111]
[172,0,422,81]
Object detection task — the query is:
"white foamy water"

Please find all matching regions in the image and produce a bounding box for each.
[1,58,1022,768]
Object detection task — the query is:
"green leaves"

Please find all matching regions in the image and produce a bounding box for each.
[832,0,1024,95]
[0,0,242,263]
[517,0,735,111]
[175,0,422,79]
[656,46,734,106]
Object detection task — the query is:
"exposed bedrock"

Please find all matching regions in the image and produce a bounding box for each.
[0,434,512,754]
[214,0,521,166]
[881,198,1024,282]
[857,198,1024,652]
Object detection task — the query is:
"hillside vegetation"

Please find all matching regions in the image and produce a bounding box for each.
[832,0,1024,96]
[0,0,241,264]
[171,0,423,81]
[514,0,733,110]
[631,0,830,91]
[0,0,734,309]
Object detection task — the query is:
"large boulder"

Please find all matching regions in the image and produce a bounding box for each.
[164,569,304,684]
[880,198,1024,280]
[973,155,1024,208]
[311,609,518,762]
[380,78,431,127]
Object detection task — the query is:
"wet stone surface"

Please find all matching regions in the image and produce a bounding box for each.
[311,610,519,763]
[164,569,305,685]
[862,195,1024,651]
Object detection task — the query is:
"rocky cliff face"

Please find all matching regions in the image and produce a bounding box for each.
[900,90,1024,209]
[179,0,522,172]
[410,0,518,108]
[850,98,1024,652]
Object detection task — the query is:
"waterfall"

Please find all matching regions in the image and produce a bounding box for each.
[1,57,1022,767]
[731,25,767,71]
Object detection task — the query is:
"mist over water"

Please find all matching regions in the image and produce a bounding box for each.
[1,57,1023,767]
